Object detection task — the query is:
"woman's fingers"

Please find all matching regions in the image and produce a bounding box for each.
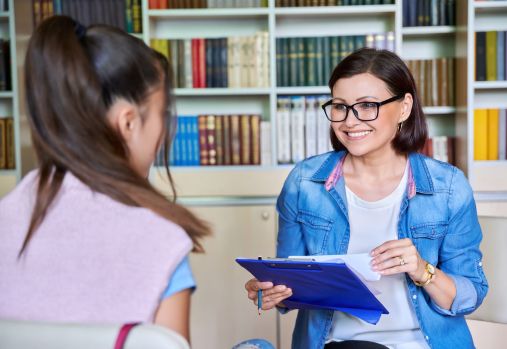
[258,288,293,310]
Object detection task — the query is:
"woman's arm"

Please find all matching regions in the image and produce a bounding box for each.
[154,288,192,342]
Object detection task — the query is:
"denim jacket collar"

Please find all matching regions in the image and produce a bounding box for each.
[310,151,435,198]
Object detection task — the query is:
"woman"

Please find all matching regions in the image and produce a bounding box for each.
[245,48,488,349]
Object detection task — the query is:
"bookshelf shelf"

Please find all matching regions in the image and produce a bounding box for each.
[0,12,9,18]
[0,91,13,98]
[274,5,396,16]
[474,81,507,90]
[401,26,457,36]
[474,1,507,11]
[174,88,271,96]
[0,169,16,175]
[423,106,457,115]
[147,8,270,19]
[276,86,329,95]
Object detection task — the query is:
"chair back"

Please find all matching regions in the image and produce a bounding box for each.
[467,216,507,324]
[0,320,190,349]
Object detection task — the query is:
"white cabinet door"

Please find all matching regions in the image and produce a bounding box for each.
[188,205,278,349]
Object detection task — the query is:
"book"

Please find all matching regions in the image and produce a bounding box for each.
[474,109,488,161]
[499,109,507,161]
[260,121,272,166]
[488,109,499,160]
[486,31,497,81]
[5,117,14,169]
[250,114,261,165]
[230,115,241,165]
[290,96,306,163]
[240,115,251,165]
[276,97,291,164]
[0,118,6,169]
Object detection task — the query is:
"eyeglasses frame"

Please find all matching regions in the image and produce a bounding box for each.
[321,94,405,122]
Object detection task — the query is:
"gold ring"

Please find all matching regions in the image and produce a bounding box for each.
[398,256,406,266]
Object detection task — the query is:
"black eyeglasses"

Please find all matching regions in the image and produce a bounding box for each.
[321,94,405,122]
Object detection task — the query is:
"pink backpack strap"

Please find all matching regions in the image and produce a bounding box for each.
[114,323,141,349]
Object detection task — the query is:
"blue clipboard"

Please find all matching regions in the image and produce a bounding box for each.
[236,258,389,324]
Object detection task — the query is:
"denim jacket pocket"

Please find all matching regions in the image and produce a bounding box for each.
[297,211,333,255]
[410,222,448,264]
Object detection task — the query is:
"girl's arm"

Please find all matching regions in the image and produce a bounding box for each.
[154,288,192,342]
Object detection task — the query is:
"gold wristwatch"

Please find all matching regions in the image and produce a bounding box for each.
[414,262,436,287]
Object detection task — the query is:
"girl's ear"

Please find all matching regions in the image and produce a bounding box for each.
[107,99,140,143]
[399,92,413,123]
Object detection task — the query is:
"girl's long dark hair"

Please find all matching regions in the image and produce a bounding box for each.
[20,16,210,256]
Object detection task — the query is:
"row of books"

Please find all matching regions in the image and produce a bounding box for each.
[0,0,8,11]
[0,39,11,91]
[155,114,268,167]
[402,0,455,27]
[276,33,394,87]
[406,58,455,107]
[420,136,455,165]
[32,0,142,33]
[277,95,333,164]
[0,117,14,170]
[474,109,507,161]
[475,31,507,82]
[151,33,269,89]
[149,0,268,8]
[276,0,394,5]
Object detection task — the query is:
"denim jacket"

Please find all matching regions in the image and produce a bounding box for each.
[276,151,488,349]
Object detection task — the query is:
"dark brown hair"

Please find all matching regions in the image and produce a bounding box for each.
[20,16,210,256]
[327,48,427,154]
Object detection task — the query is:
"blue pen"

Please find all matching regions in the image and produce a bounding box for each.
[257,256,262,315]
[258,288,262,315]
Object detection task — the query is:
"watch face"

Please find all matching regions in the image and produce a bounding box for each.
[426,263,436,275]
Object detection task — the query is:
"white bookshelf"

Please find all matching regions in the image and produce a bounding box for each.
[0,0,20,197]
[467,1,507,197]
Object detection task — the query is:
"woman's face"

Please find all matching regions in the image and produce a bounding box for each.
[127,87,166,177]
[330,73,409,158]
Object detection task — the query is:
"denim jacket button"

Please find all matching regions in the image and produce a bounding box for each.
[412,294,417,300]
[479,261,483,267]
[425,335,429,340]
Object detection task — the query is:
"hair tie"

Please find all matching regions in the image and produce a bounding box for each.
[73,21,87,40]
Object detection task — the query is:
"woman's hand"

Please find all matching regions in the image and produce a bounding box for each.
[370,238,427,284]
[245,278,293,311]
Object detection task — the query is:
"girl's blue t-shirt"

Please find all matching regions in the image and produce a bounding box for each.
[161,256,196,299]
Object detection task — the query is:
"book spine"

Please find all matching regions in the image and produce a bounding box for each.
[198,115,209,165]
[276,96,291,164]
[260,121,272,166]
[230,114,241,165]
[0,118,5,169]
[223,115,232,165]
[290,96,306,162]
[317,95,331,153]
[474,109,488,161]
[500,109,507,160]
[305,96,318,158]
[215,115,224,165]
[250,114,261,165]
[5,117,13,169]
[497,31,505,81]
[207,114,216,165]
[125,0,133,33]
[475,32,486,82]
[486,31,497,81]
[240,115,251,165]
[487,108,499,160]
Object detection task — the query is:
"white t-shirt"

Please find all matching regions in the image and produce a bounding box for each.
[327,164,429,349]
